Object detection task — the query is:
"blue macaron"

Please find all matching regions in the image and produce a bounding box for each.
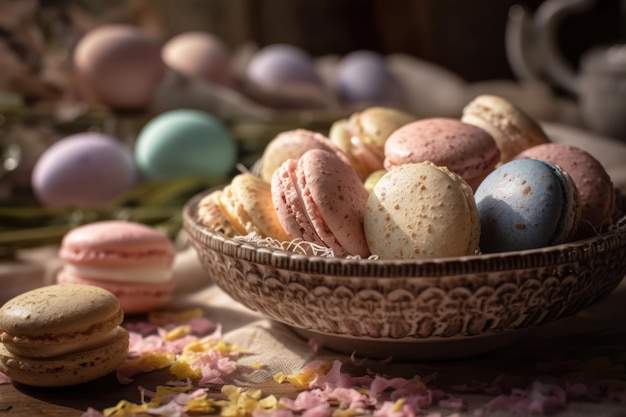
[475,158,581,253]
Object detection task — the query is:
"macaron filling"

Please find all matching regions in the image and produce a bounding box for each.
[542,162,581,245]
[3,327,123,359]
[62,264,173,283]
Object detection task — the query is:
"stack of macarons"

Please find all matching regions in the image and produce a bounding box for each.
[196,97,618,260]
[56,220,176,314]
[0,284,129,387]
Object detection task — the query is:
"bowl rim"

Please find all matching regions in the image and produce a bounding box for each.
[183,189,626,278]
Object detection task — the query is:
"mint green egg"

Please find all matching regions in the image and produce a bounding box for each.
[135,109,237,181]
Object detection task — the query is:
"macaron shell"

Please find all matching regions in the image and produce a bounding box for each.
[272,159,314,242]
[461,94,550,163]
[515,143,615,238]
[365,162,479,259]
[59,220,175,267]
[0,284,122,343]
[56,273,174,315]
[0,326,128,387]
[383,117,500,189]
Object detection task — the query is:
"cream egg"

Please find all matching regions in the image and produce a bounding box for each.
[162,31,235,88]
[73,24,166,110]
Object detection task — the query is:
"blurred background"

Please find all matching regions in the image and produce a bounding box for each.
[1,0,626,251]
[1,0,623,101]
[147,0,622,83]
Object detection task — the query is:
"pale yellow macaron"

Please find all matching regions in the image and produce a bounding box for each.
[364,162,479,260]
[461,94,550,163]
[329,107,416,180]
[198,173,290,242]
[0,284,129,387]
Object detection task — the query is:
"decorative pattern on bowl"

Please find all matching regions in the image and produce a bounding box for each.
[183,190,626,348]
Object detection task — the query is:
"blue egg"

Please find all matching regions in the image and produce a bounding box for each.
[31,132,137,208]
[475,159,574,253]
[134,109,237,181]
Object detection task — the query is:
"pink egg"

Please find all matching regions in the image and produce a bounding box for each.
[162,31,235,88]
[73,24,166,109]
[31,133,137,208]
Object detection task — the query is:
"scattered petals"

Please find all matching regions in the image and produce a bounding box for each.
[0,371,11,385]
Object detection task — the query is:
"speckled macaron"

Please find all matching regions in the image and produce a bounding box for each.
[461,94,550,163]
[474,158,581,253]
[364,162,480,259]
[383,117,500,190]
[515,143,615,238]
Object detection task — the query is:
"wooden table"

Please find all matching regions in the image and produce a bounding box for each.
[1,277,626,417]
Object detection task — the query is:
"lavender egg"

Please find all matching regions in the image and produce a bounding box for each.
[246,44,322,88]
[336,50,402,105]
[31,133,137,208]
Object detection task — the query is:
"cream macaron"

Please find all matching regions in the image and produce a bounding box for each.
[197,172,290,241]
[461,94,550,163]
[364,162,480,260]
[328,106,417,180]
[0,284,129,387]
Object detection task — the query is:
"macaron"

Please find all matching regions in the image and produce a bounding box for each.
[259,129,344,182]
[56,220,176,314]
[474,158,581,253]
[514,143,615,239]
[271,149,370,257]
[383,117,500,190]
[0,284,129,387]
[461,94,550,163]
[329,106,416,180]
[364,162,480,260]
[197,173,290,241]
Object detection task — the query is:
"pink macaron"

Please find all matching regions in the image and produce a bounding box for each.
[384,117,500,190]
[56,220,176,314]
[271,149,370,257]
[515,143,615,238]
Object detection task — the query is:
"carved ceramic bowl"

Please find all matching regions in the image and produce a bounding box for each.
[183,190,626,360]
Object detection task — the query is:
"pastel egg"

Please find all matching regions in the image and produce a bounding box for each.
[134,109,237,181]
[246,44,322,89]
[336,50,402,105]
[474,158,581,253]
[162,31,235,88]
[73,24,166,109]
[31,133,137,208]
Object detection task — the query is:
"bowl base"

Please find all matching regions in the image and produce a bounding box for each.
[289,326,534,361]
